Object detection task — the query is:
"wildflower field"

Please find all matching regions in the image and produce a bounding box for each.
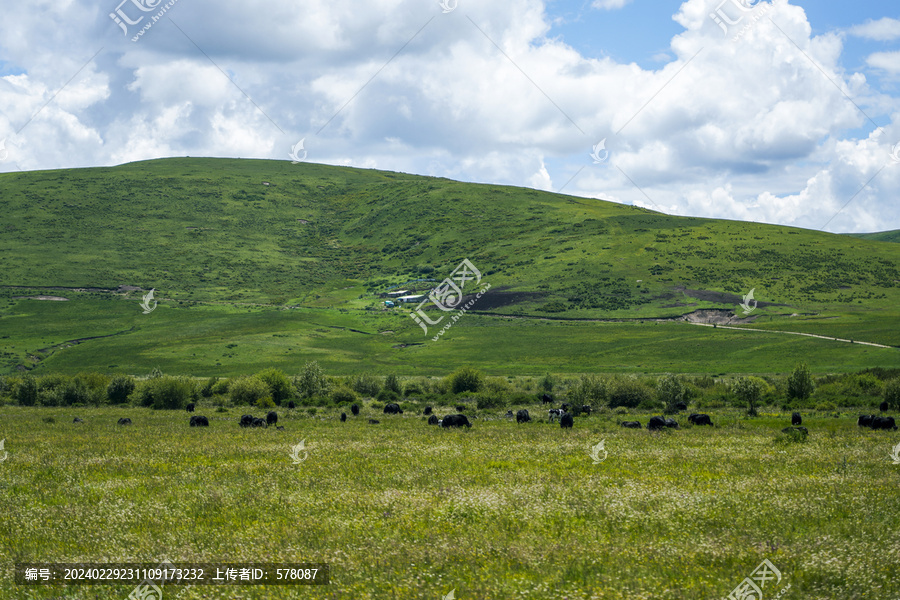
[1,405,898,600]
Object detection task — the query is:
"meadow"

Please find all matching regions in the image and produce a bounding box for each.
[1,403,898,600]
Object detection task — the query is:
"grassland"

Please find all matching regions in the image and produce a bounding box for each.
[0,404,898,599]
[0,158,898,376]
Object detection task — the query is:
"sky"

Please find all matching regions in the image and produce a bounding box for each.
[0,0,898,233]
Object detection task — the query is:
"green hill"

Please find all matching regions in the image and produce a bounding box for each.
[0,157,897,376]
[846,230,900,243]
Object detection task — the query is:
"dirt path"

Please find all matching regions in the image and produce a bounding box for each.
[689,322,894,349]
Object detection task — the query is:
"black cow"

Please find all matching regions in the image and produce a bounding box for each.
[455,405,466,412]
[441,414,472,428]
[872,416,898,430]
[516,409,531,424]
[621,421,641,429]
[288,401,296,409]
[368,418,380,424]
[581,405,592,415]
[186,403,195,412]
[340,413,346,422]
[858,415,875,427]
[791,412,802,426]
[250,418,267,428]
[688,413,713,426]
[239,414,254,428]
[73,417,83,423]
[276,425,285,430]
[351,403,360,416]
[560,403,570,412]
[675,401,688,411]
[117,418,132,426]
[664,418,679,429]
[267,411,278,426]
[560,413,574,429]
[428,415,439,425]
[648,416,667,431]
[880,401,889,412]
[424,406,433,415]
[383,403,403,414]
[541,393,554,404]
[190,415,209,427]
[505,410,514,420]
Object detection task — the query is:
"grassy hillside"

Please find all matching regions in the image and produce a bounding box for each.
[846,229,900,243]
[0,158,897,375]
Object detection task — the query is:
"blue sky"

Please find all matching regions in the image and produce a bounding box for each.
[0,0,898,233]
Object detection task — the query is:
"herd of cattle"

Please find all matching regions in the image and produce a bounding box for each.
[85,395,898,432]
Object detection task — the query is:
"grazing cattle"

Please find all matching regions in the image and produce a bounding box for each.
[782,426,808,435]
[791,412,802,426]
[239,414,254,428]
[516,409,531,424]
[73,417,83,423]
[621,421,641,429]
[340,413,346,422]
[872,416,898,430]
[688,413,713,426]
[424,406,433,415]
[288,401,296,409]
[664,418,679,429]
[186,403,195,412]
[351,404,360,416]
[541,393,554,404]
[250,418,267,428]
[383,403,403,414]
[858,415,874,427]
[455,405,466,412]
[117,418,132,426]
[276,426,285,430]
[505,410,514,420]
[267,411,278,426]
[648,416,667,431]
[581,405,592,415]
[548,408,564,423]
[560,403,570,412]
[441,414,472,428]
[368,418,380,424]
[560,413,574,429]
[189,415,209,427]
[880,401,889,412]
[675,401,688,411]
[428,415,439,425]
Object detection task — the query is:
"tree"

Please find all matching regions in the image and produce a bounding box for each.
[16,375,38,406]
[539,373,556,393]
[229,375,270,406]
[787,363,815,400]
[294,361,330,398]
[384,373,402,395]
[256,368,293,405]
[657,374,685,414]
[136,376,196,410]
[570,374,606,407]
[448,367,484,394]
[733,377,763,416]
[107,375,136,404]
[885,378,900,411]
[351,373,381,397]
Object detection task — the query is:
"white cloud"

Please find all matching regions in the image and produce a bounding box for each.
[866,51,900,75]
[849,17,900,41]
[591,0,634,10]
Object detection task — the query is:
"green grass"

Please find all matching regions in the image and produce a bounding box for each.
[0,405,898,599]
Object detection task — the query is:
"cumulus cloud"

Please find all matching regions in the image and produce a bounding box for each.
[849,17,900,41]
[0,0,897,232]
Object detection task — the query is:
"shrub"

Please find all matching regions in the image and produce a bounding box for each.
[884,378,900,410]
[211,378,230,395]
[815,401,837,411]
[539,372,556,393]
[787,363,814,400]
[294,362,330,398]
[448,367,484,394]
[733,377,764,416]
[475,391,506,410]
[256,368,293,405]
[613,406,629,415]
[107,375,136,404]
[570,374,606,406]
[657,374,685,415]
[61,378,90,406]
[16,375,38,406]
[76,372,110,403]
[148,367,163,379]
[384,373,402,395]
[376,389,399,403]
[331,387,358,404]
[255,396,276,409]
[483,377,511,395]
[38,374,70,406]
[351,373,382,397]
[403,381,424,397]
[201,377,219,398]
[608,377,652,409]
[137,376,197,410]
[229,375,270,406]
